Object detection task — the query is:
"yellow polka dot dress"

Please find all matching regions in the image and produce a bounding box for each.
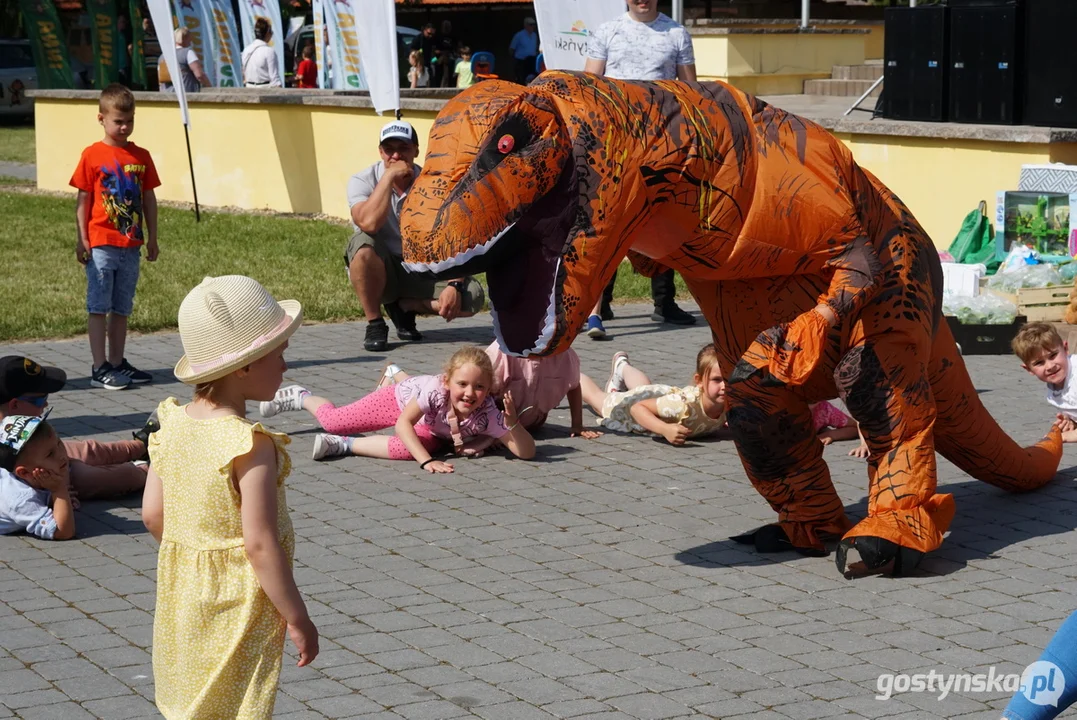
[148,398,294,720]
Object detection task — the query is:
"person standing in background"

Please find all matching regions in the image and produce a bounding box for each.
[242,18,282,88]
[509,17,539,84]
[581,0,698,339]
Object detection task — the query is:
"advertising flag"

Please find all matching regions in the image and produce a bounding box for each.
[87,0,120,88]
[352,0,397,114]
[534,0,625,71]
[18,0,74,89]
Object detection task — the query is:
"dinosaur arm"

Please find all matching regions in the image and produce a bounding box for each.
[817,233,884,324]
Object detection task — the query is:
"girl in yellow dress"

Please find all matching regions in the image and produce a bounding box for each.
[141,275,318,719]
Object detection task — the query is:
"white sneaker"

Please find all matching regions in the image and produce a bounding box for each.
[259,385,308,418]
[606,352,629,394]
[313,434,350,461]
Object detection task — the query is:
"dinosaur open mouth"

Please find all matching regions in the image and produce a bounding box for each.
[404,163,577,356]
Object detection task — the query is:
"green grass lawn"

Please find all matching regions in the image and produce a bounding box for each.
[0,125,36,165]
[2,191,683,342]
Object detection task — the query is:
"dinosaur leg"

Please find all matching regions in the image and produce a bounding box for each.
[834,335,956,578]
[725,372,852,555]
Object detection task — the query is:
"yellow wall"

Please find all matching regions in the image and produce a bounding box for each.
[693,32,866,95]
[36,96,1077,252]
[714,23,883,60]
[35,98,437,216]
[837,134,1077,248]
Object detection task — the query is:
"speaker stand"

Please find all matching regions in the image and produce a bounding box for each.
[843,76,885,118]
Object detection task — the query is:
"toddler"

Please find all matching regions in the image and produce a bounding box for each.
[579,345,727,445]
[142,275,317,717]
[260,346,536,472]
[1012,322,1077,442]
[408,50,429,88]
[810,401,869,458]
[0,413,76,540]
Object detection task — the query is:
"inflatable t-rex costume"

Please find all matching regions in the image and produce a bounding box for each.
[399,72,1062,577]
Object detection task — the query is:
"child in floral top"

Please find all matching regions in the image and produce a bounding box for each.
[810,401,868,458]
[579,345,727,445]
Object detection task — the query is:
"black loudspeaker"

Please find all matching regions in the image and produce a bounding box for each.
[1023,0,1077,128]
[948,4,1020,124]
[882,6,949,122]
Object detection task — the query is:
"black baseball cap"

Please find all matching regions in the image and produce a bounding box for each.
[0,357,67,404]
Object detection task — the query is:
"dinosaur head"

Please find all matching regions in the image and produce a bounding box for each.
[401,73,641,356]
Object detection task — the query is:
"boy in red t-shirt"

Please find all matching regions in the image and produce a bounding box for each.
[296,44,317,88]
[70,84,161,391]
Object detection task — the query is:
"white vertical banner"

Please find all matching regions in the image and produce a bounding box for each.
[203,0,241,86]
[147,0,190,124]
[534,0,625,71]
[172,0,213,84]
[323,0,361,89]
[236,0,285,80]
[312,0,327,88]
[352,0,398,115]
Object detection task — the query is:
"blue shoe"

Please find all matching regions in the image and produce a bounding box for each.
[586,314,606,339]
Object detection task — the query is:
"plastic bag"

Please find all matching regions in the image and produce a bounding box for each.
[986,263,1064,293]
[947,201,999,274]
[943,293,1017,325]
[1061,262,1077,282]
[997,244,1041,274]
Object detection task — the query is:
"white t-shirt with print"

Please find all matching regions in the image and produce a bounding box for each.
[0,468,57,539]
[1046,354,1077,420]
[586,12,695,81]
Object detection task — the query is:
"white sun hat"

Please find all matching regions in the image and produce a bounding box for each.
[174,275,302,384]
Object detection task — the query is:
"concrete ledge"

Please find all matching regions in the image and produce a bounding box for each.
[689,27,869,35]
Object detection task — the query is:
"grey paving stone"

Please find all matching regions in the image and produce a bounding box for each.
[16,702,97,720]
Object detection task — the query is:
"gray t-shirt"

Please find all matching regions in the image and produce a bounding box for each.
[586,12,695,81]
[346,161,422,257]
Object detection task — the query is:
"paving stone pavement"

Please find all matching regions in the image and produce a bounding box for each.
[3,301,1077,720]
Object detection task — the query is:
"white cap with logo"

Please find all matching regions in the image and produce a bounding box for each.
[380,121,419,145]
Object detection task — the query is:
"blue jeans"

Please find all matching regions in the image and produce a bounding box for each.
[1003,610,1077,719]
[86,246,141,316]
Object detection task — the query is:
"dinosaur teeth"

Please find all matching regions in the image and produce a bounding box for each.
[491,258,560,358]
[403,223,517,275]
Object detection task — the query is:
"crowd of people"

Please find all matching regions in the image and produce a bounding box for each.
[10,2,1077,719]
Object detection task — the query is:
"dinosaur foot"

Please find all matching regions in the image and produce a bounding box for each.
[836,536,924,579]
[729,525,828,557]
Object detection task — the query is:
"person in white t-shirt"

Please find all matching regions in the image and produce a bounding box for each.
[581,0,698,339]
[241,18,282,88]
[1013,321,1077,442]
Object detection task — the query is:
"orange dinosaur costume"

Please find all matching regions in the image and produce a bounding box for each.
[399,72,1062,577]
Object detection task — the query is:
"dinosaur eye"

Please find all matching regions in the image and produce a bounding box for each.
[497,135,515,154]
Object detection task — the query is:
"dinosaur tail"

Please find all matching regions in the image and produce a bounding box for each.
[929,319,1061,490]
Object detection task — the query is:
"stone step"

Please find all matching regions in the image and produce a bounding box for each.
[831,63,884,81]
[803,78,883,97]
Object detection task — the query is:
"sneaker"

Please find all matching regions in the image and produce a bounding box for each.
[651,305,697,326]
[374,363,403,391]
[116,358,153,384]
[385,302,423,342]
[586,314,607,339]
[606,352,629,393]
[313,433,350,461]
[132,412,160,462]
[364,318,389,352]
[90,362,131,390]
[259,385,309,418]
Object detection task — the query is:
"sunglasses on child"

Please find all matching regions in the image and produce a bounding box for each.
[18,395,49,408]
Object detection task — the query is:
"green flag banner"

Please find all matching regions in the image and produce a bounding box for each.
[18,0,74,89]
[88,0,119,88]
[129,0,147,88]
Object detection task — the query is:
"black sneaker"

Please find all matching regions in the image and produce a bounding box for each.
[132,412,160,462]
[90,362,131,390]
[385,302,423,342]
[116,358,153,384]
[364,318,389,352]
[651,305,697,326]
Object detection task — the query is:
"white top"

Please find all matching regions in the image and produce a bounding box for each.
[1045,356,1077,420]
[408,65,430,88]
[241,39,282,87]
[0,468,56,539]
[587,12,695,81]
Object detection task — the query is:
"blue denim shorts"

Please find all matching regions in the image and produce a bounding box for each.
[85,246,141,316]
